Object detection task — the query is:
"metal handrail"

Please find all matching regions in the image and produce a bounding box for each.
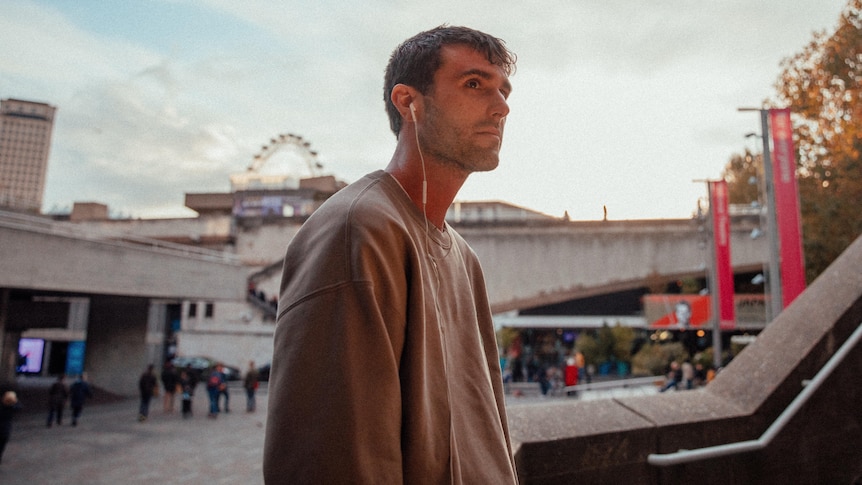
[564,375,661,393]
[648,321,862,466]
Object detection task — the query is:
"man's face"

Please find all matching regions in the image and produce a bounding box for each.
[675,302,691,325]
[419,44,512,174]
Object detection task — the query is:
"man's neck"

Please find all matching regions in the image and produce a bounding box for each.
[385,146,466,229]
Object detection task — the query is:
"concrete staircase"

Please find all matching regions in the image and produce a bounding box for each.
[508,235,862,484]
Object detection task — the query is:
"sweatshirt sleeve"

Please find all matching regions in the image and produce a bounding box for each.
[263,279,406,484]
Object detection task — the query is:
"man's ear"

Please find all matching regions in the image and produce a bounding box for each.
[391,84,418,121]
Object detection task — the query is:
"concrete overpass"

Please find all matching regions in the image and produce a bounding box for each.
[0,210,245,300]
[459,216,766,313]
[10,213,768,312]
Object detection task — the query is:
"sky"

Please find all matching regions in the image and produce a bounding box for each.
[0,0,850,220]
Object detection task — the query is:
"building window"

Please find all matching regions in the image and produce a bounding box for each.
[188,303,197,317]
[204,303,214,318]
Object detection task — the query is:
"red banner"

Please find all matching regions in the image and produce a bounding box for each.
[769,109,806,307]
[710,180,736,329]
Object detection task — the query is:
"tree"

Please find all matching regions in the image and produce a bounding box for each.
[610,324,636,363]
[772,0,862,282]
[575,333,601,367]
[722,149,762,206]
[723,1,862,282]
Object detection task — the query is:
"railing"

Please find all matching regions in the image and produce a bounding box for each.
[564,375,663,394]
[648,321,862,466]
[0,209,241,265]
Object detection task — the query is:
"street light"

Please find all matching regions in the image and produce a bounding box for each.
[738,108,783,322]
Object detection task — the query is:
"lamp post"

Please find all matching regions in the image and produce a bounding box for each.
[706,182,723,370]
[694,179,729,371]
[738,108,783,322]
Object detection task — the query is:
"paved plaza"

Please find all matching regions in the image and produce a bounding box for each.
[0,379,659,484]
[2,381,267,484]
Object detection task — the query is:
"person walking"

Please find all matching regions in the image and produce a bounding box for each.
[160,360,179,414]
[46,375,68,427]
[264,26,519,483]
[243,361,259,413]
[138,365,158,422]
[206,364,226,419]
[660,361,682,392]
[179,370,194,419]
[681,360,695,390]
[0,384,20,465]
[69,373,93,426]
[217,364,230,413]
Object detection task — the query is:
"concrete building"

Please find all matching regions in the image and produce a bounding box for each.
[0,98,57,212]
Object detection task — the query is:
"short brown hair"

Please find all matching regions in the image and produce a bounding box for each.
[383,25,516,136]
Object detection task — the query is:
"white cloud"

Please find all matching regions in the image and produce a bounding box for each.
[1,0,849,220]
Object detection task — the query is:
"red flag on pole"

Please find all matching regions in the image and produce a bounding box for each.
[710,180,735,329]
[769,109,806,307]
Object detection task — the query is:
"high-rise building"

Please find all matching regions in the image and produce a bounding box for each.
[0,98,57,212]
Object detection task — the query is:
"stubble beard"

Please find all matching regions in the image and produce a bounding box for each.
[419,107,502,174]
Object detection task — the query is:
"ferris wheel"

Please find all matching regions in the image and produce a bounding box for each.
[230,133,325,191]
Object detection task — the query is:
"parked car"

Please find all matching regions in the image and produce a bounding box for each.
[257,363,271,382]
[171,356,241,382]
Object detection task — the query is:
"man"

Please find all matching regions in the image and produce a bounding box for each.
[46,375,68,427]
[137,365,157,422]
[160,360,179,414]
[675,300,692,328]
[69,373,93,426]
[243,360,259,413]
[264,26,518,483]
[206,363,226,419]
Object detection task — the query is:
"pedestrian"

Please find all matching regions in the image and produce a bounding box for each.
[575,350,586,383]
[161,360,179,414]
[0,384,20,465]
[682,360,695,390]
[69,373,93,426]
[184,363,199,392]
[243,360,259,413]
[538,363,552,396]
[692,362,706,387]
[206,363,226,419]
[660,361,682,392]
[565,353,579,396]
[218,364,230,413]
[179,370,193,419]
[138,364,158,422]
[264,26,519,483]
[46,374,68,427]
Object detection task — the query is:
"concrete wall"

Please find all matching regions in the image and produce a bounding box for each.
[84,296,151,396]
[508,235,862,484]
[233,219,301,267]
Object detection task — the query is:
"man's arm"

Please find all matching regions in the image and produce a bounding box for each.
[263,281,405,484]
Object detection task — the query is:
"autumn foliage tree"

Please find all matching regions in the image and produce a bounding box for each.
[723,0,862,282]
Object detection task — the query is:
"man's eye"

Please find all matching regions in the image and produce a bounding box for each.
[466,80,480,89]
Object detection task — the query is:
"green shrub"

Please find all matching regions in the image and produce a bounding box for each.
[631,341,688,376]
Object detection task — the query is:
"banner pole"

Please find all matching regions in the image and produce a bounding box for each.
[706,182,723,370]
[758,110,784,321]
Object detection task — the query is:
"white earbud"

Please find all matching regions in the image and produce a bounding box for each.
[409,102,426,205]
